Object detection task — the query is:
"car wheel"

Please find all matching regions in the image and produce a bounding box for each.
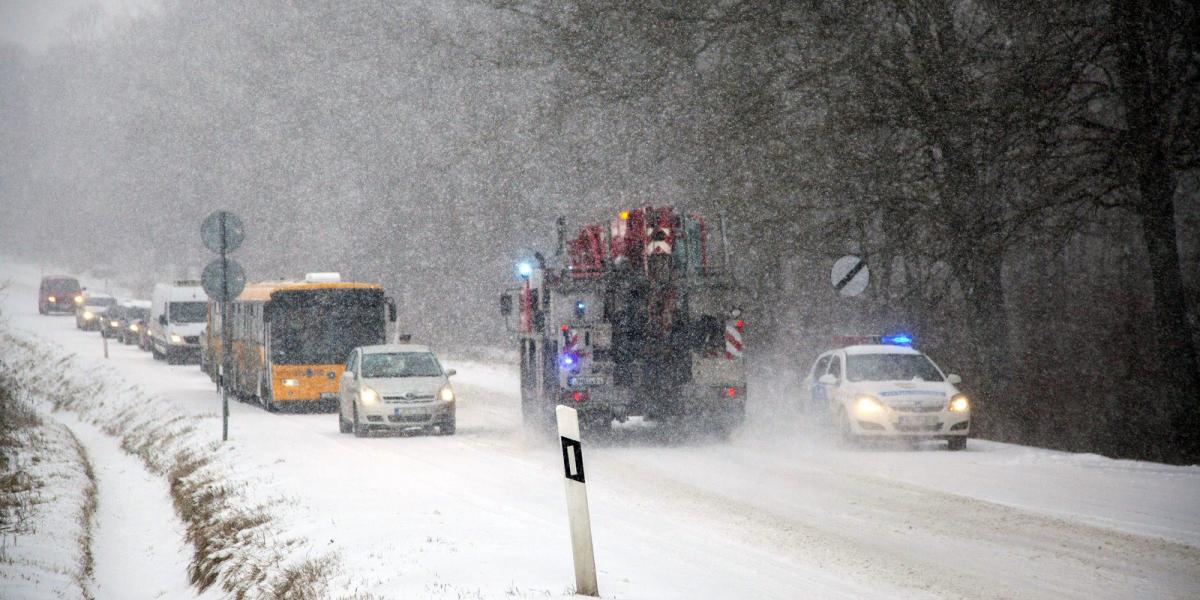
[947,436,967,451]
[435,420,456,436]
[339,408,352,433]
[838,408,859,446]
[352,403,367,437]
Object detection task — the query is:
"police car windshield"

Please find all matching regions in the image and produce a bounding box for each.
[361,353,442,378]
[846,353,943,382]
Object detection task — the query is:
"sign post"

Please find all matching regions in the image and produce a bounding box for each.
[201,211,246,443]
[556,405,599,597]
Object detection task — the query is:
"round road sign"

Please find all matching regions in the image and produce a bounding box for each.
[831,255,869,297]
[201,210,245,254]
[202,258,246,302]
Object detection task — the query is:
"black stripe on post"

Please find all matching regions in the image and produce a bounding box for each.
[834,259,866,291]
[561,436,585,483]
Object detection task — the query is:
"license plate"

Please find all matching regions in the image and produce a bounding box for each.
[898,415,937,427]
[394,407,425,417]
[568,375,604,386]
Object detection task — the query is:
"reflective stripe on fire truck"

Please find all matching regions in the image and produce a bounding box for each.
[725,321,744,359]
[645,227,672,255]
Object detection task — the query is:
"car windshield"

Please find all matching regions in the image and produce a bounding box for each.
[45,279,80,293]
[168,302,207,323]
[846,353,944,382]
[88,297,116,307]
[361,352,443,378]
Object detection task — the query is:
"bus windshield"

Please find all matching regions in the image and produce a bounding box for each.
[270,288,385,365]
[846,353,944,382]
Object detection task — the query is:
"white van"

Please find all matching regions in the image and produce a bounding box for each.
[150,281,208,364]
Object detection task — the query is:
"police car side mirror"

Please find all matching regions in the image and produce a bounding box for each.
[499,294,512,316]
[946,374,962,384]
[818,374,837,386]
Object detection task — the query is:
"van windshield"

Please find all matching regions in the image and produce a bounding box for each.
[168,302,207,323]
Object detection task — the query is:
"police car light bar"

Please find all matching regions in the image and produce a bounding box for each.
[833,333,914,347]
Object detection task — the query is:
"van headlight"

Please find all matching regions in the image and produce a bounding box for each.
[360,387,380,404]
[439,385,455,402]
[853,395,885,416]
[949,395,970,412]
[170,333,183,344]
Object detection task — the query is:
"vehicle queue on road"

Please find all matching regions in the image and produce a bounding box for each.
[36,271,972,448]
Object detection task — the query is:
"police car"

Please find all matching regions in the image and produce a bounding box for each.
[802,335,970,450]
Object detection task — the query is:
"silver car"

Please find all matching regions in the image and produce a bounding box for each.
[337,344,457,437]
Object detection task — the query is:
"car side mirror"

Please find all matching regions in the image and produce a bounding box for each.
[159,314,167,325]
[946,374,962,384]
[499,294,512,316]
[445,369,457,377]
[818,374,838,386]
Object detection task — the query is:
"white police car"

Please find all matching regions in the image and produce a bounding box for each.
[802,336,970,450]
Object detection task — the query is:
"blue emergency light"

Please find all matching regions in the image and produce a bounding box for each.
[516,262,534,278]
[881,333,913,346]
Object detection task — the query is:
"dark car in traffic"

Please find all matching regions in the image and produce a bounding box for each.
[39,275,84,314]
[118,301,151,345]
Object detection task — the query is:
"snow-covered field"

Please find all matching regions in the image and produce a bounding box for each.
[2,260,1199,599]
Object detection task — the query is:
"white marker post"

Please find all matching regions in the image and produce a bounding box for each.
[556,405,599,597]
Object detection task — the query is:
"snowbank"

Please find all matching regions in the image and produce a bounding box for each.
[0,372,96,600]
[0,330,343,599]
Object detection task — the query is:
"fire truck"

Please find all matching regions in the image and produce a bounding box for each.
[500,206,747,436]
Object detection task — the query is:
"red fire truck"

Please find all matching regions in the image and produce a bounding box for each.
[501,206,747,436]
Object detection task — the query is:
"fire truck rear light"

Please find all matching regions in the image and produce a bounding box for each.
[725,387,737,398]
[560,324,569,332]
[565,390,588,402]
[734,320,743,329]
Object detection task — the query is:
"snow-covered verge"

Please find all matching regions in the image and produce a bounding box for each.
[0,330,349,599]
[0,369,96,600]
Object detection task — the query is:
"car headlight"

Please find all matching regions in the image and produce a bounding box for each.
[74,295,83,304]
[129,324,138,332]
[439,385,455,402]
[360,387,379,404]
[48,296,56,303]
[853,395,886,416]
[949,394,970,412]
[170,333,183,344]
[110,320,120,327]
[83,311,94,320]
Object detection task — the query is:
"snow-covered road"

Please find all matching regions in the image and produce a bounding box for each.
[2,263,1198,599]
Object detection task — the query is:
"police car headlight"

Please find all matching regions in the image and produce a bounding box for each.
[854,395,885,415]
[949,395,970,412]
[360,387,380,404]
[439,385,455,402]
[170,333,183,344]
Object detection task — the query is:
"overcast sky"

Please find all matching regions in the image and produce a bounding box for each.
[0,0,154,52]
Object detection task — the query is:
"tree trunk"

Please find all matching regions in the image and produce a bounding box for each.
[957,249,1017,441]
[1137,178,1200,461]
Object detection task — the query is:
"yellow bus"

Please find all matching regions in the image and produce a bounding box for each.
[221,274,396,412]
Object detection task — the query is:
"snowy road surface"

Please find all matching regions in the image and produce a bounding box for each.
[2,265,1199,599]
